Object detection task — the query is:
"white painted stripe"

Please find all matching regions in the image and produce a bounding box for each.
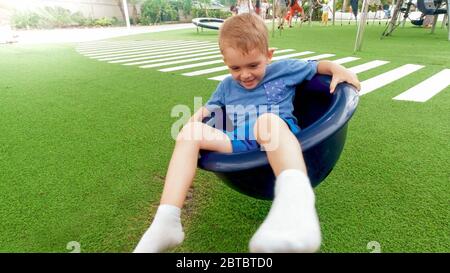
[393,69,450,102]
[347,60,389,74]
[77,41,174,51]
[77,41,191,53]
[158,49,294,72]
[300,53,335,61]
[77,40,180,47]
[182,65,227,76]
[332,57,360,65]
[131,50,221,66]
[183,51,316,77]
[85,42,214,58]
[273,51,316,60]
[145,54,223,69]
[96,44,218,61]
[80,41,213,56]
[109,47,220,65]
[208,74,230,81]
[77,40,204,50]
[359,64,424,96]
[159,59,225,71]
[208,52,332,81]
[76,41,170,50]
[116,49,220,65]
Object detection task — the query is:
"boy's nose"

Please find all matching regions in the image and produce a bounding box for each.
[241,69,251,79]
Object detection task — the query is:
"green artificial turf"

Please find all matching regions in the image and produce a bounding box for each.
[0,22,449,252]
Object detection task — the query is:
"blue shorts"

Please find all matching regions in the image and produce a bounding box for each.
[224,117,301,153]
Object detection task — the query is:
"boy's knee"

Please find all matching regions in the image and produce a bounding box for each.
[255,113,286,129]
[254,113,288,144]
[176,122,204,142]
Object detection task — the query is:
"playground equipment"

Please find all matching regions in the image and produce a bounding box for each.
[198,75,359,199]
[381,0,449,38]
[353,0,449,51]
[192,18,225,31]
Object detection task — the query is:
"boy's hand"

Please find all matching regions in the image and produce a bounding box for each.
[317,60,361,94]
[330,69,361,94]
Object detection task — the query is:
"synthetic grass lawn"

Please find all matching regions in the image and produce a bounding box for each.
[0,22,449,252]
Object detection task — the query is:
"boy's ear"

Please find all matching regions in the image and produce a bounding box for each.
[267,48,275,62]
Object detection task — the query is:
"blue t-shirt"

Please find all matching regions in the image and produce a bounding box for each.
[205,59,317,130]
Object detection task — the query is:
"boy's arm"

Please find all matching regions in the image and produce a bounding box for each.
[188,106,211,123]
[317,60,361,93]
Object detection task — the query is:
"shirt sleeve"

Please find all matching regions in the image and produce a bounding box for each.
[284,59,318,86]
[205,81,225,112]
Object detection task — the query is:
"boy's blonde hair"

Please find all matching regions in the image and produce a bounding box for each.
[219,13,269,55]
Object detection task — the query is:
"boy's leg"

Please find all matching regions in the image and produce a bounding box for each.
[249,113,321,253]
[161,121,232,208]
[134,122,232,253]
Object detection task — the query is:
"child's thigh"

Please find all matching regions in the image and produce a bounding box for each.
[196,123,233,153]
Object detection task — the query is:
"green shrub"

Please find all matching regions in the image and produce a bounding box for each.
[40,6,74,28]
[191,8,230,19]
[141,0,180,24]
[71,11,87,26]
[94,17,114,27]
[11,11,41,29]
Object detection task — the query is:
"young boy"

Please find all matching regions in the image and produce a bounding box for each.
[133,13,360,253]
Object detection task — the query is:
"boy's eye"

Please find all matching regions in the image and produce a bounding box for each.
[230,67,240,71]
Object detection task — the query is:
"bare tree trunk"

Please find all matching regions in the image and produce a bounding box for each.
[132,4,138,24]
[117,0,126,21]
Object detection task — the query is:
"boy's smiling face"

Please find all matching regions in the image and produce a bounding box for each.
[223,47,274,90]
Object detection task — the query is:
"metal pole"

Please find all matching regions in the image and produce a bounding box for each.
[430,13,438,34]
[272,0,276,37]
[447,0,450,40]
[354,0,369,51]
[122,0,130,29]
[308,0,313,26]
[332,0,336,25]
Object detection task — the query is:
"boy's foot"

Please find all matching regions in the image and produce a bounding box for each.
[133,204,185,253]
[289,25,293,28]
[249,169,321,253]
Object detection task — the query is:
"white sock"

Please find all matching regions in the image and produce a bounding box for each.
[133,204,185,253]
[249,169,321,253]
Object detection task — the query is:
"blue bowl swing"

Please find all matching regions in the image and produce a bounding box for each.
[198,75,359,200]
